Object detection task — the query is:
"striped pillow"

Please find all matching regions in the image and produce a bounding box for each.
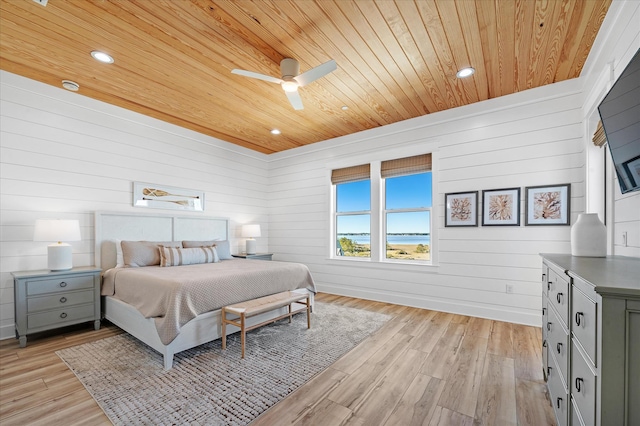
[159,245,219,267]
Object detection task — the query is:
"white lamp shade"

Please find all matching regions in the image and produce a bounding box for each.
[34,219,81,242]
[34,219,81,271]
[241,224,261,238]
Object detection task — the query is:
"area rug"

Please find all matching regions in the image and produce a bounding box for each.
[56,302,390,425]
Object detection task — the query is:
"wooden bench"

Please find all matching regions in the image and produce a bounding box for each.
[221,291,311,358]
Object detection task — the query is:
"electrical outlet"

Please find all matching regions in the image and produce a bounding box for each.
[506,284,514,294]
[32,0,48,6]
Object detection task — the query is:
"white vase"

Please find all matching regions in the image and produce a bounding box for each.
[571,213,606,257]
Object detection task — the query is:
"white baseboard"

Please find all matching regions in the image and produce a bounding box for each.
[0,324,15,341]
[317,284,540,327]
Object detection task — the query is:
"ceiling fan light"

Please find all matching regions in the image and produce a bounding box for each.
[281,80,298,92]
[270,129,281,135]
[456,67,475,78]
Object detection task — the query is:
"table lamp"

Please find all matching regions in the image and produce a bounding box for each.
[33,219,81,271]
[242,224,261,255]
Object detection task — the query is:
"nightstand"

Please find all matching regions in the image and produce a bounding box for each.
[232,253,273,261]
[12,266,102,347]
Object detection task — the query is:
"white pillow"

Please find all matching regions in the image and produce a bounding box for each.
[182,240,232,260]
[159,245,220,267]
[115,239,124,268]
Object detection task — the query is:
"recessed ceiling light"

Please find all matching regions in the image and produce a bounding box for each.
[456,67,475,78]
[271,129,281,135]
[61,80,79,91]
[91,50,114,64]
[341,105,348,110]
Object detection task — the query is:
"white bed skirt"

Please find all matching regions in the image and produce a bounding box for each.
[103,289,315,369]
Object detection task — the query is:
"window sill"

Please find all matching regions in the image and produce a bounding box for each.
[326,257,439,272]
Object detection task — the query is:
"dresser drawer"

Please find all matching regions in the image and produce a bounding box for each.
[26,275,94,296]
[548,269,569,327]
[547,305,569,384]
[572,285,597,366]
[27,289,94,313]
[571,340,596,426]
[27,304,95,330]
[542,264,549,297]
[542,296,549,342]
[547,353,569,426]
[571,398,585,426]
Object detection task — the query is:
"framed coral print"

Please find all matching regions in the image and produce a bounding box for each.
[445,191,478,227]
[482,188,521,226]
[525,184,570,226]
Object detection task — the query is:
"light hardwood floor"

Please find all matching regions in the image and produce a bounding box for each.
[0,293,555,425]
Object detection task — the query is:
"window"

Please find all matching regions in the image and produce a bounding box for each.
[332,154,432,263]
[384,173,432,261]
[333,164,371,258]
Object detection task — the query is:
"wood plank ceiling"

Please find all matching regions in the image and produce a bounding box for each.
[0,0,612,154]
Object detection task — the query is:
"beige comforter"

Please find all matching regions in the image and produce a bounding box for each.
[102,259,316,344]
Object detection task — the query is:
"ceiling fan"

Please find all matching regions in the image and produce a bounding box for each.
[231,58,337,110]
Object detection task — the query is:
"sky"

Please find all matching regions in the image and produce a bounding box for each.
[337,173,432,234]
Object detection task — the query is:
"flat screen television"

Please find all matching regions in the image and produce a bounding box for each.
[597,47,640,194]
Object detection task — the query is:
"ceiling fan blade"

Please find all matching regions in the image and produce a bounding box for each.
[231,69,283,84]
[285,90,304,110]
[294,59,337,86]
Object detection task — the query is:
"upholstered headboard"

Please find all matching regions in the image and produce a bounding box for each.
[95,211,229,270]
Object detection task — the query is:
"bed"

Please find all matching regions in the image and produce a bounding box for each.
[95,211,316,369]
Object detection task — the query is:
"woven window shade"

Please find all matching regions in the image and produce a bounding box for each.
[592,120,607,147]
[331,164,370,184]
[381,154,432,178]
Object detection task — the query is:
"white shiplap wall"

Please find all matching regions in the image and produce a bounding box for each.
[581,0,640,258]
[0,72,270,340]
[267,79,585,326]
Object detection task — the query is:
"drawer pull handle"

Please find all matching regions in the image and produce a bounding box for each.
[556,342,562,354]
[547,366,552,375]
[60,312,67,319]
[59,281,67,288]
[575,312,584,326]
[556,293,563,304]
[556,397,562,409]
[59,297,67,303]
[542,340,547,348]
[575,377,584,392]
[547,281,552,291]
[547,322,552,331]
[542,273,546,282]
[542,307,546,315]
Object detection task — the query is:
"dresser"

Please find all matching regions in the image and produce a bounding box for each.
[12,266,102,347]
[540,254,640,426]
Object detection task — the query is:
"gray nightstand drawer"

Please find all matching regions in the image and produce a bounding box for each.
[26,275,94,296]
[27,289,94,313]
[28,304,95,329]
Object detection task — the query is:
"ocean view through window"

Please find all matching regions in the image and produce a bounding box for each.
[333,154,432,262]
